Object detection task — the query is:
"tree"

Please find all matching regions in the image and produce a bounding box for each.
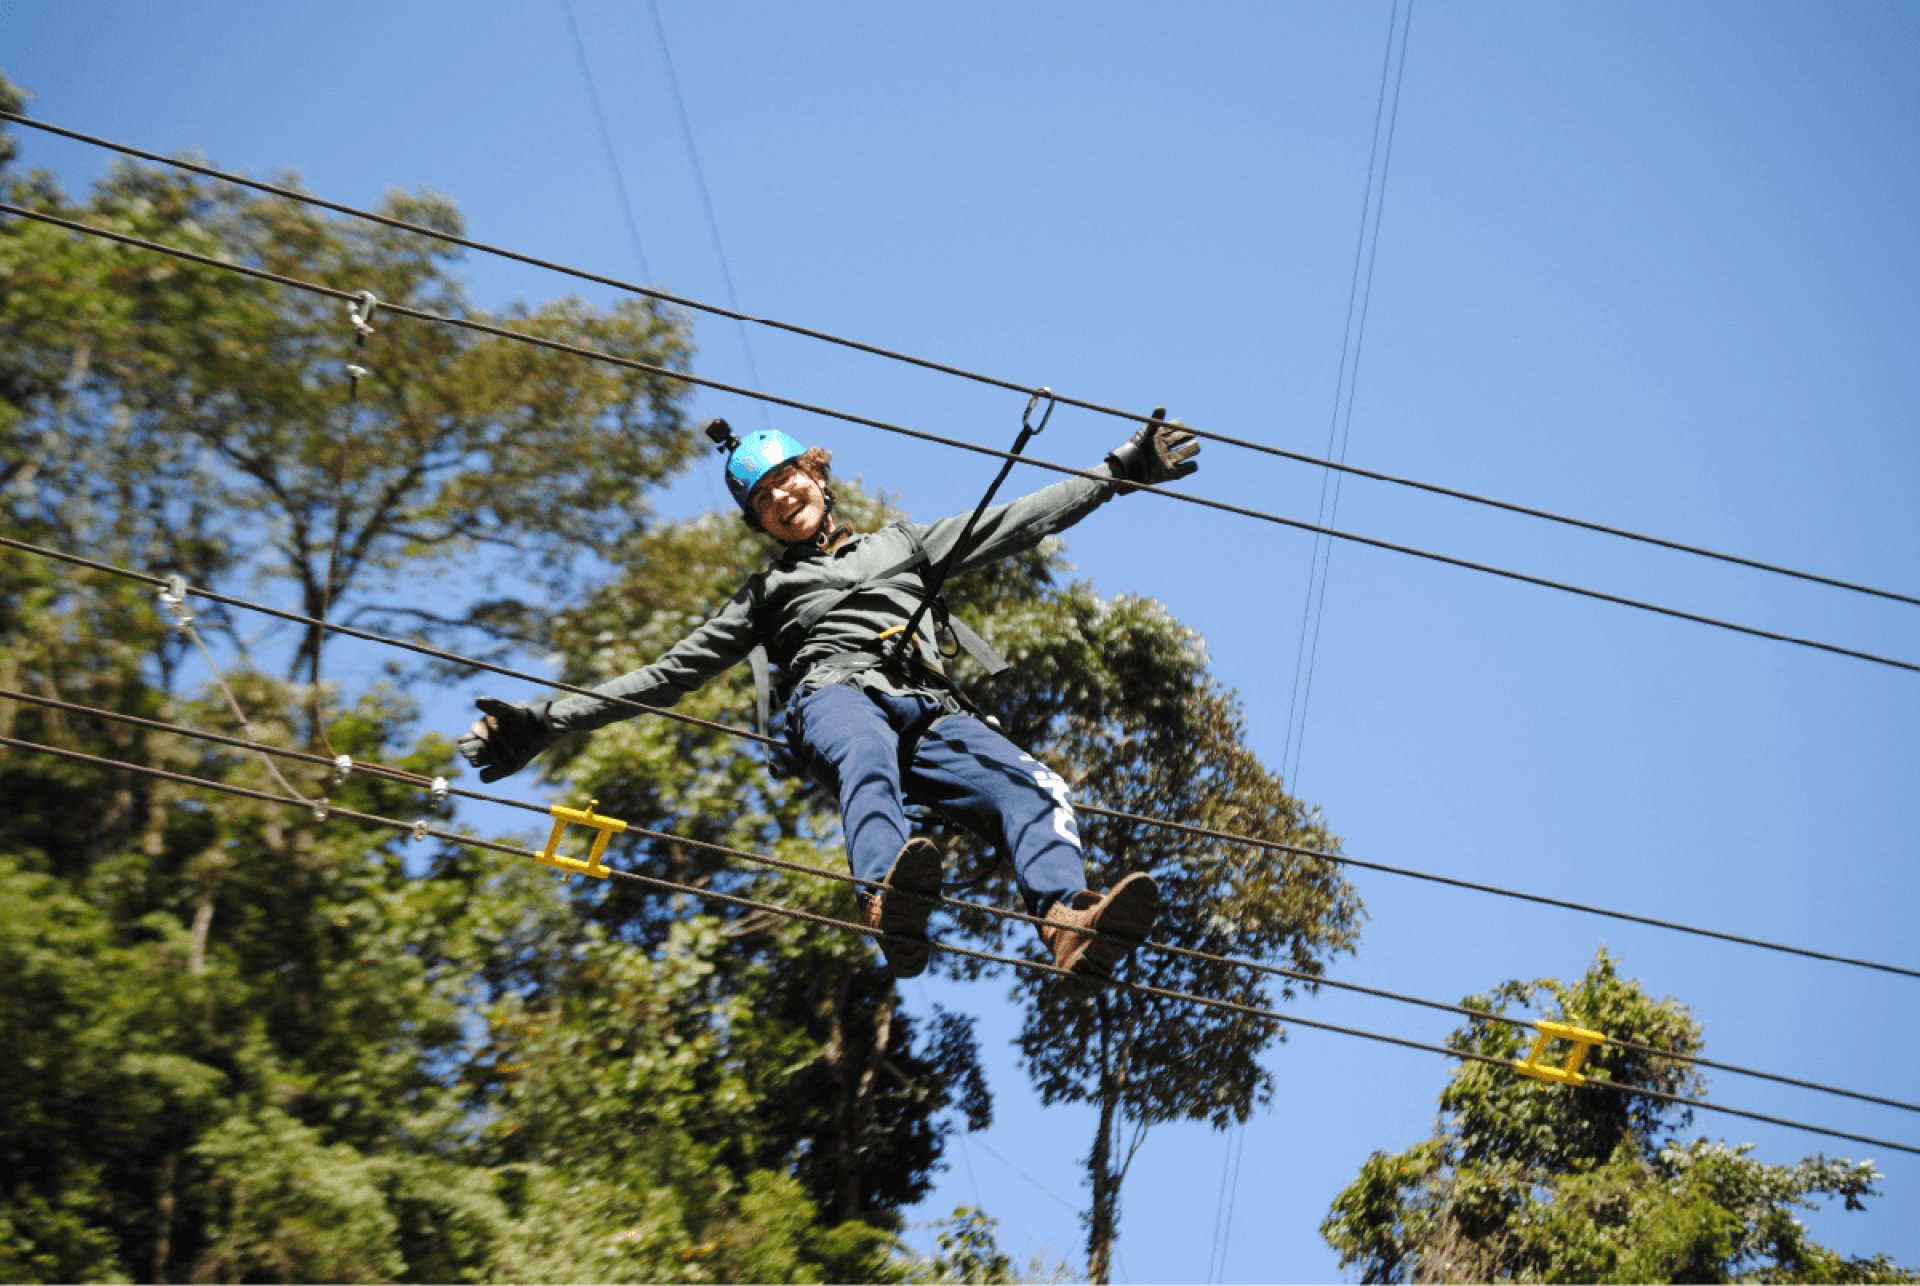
[970,579,1363,1282]
[3,94,978,1281]
[4,160,697,680]
[1321,950,1916,1283]
[543,476,1365,1283]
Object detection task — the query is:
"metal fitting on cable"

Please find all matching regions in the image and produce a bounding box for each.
[156,573,194,635]
[348,290,379,336]
[411,817,430,842]
[331,754,353,785]
[430,775,449,810]
[1022,385,1056,436]
[311,799,330,823]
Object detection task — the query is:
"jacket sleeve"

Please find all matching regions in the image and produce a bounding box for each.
[913,460,1123,575]
[545,582,759,734]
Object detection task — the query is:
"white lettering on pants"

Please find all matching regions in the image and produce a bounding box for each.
[1019,754,1081,848]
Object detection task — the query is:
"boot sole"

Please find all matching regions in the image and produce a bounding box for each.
[877,838,942,978]
[1068,872,1161,979]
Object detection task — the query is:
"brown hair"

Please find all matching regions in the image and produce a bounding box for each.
[793,445,833,482]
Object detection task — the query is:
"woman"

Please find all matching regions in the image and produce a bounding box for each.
[459,410,1198,982]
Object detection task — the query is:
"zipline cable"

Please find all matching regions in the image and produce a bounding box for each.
[6,530,1919,984]
[6,109,1916,611]
[5,682,1918,1120]
[3,729,1915,1162]
[6,200,1919,681]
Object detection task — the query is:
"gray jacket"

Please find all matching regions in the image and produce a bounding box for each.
[547,465,1123,734]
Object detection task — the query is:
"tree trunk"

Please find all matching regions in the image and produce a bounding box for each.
[188,896,214,977]
[1085,997,1120,1284]
[838,987,894,1220]
[153,1150,177,1283]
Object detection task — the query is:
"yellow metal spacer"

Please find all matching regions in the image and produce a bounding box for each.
[1514,1018,1607,1086]
[538,798,626,881]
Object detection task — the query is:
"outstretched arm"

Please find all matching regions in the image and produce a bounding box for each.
[457,583,759,782]
[918,407,1200,574]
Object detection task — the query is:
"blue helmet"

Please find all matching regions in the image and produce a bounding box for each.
[705,419,810,526]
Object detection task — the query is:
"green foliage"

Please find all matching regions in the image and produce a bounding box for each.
[0,94,1365,1284]
[1321,951,1914,1283]
[3,119,698,682]
[546,476,1364,1282]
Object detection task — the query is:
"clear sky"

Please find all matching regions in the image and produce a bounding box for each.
[6,2,1918,1280]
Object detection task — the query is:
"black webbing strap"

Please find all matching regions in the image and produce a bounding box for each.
[886,388,1054,671]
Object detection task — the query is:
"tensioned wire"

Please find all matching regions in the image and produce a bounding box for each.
[5,527,1918,984]
[6,200,1919,682]
[2,730,1915,1162]
[6,109,1917,611]
[7,680,1915,1120]
[3,110,1920,614]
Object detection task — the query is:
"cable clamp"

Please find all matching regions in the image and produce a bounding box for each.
[346,362,372,382]
[312,798,330,823]
[1021,385,1056,436]
[348,290,380,336]
[331,754,353,784]
[539,798,625,882]
[412,818,430,842]
[430,775,449,809]
[156,573,194,635]
[1514,1018,1606,1086]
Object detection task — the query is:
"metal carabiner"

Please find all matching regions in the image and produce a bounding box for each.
[1021,385,1056,436]
[348,290,380,336]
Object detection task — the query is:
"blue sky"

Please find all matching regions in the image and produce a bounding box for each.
[6,2,1918,1279]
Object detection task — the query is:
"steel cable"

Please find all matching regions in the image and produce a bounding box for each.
[5,683,1918,1120]
[5,528,1918,984]
[2,730,1914,1161]
[6,109,1916,610]
[5,199,1919,680]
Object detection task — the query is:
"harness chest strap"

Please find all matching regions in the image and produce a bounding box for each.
[743,524,1009,744]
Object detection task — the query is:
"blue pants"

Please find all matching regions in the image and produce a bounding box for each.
[790,682,1088,914]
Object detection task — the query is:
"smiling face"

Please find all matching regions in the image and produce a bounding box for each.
[750,463,830,543]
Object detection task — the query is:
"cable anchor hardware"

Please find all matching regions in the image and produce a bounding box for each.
[429,775,449,810]
[156,573,194,636]
[331,754,353,784]
[348,290,379,336]
[538,798,626,881]
[1515,1018,1607,1086]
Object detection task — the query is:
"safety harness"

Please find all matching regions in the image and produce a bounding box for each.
[744,521,1010,783]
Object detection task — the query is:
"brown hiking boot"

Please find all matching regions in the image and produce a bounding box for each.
[862,837,943,978]
[1038,872,1160,980]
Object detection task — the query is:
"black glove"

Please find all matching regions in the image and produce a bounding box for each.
[458,696,557,783]
[1105,406,1200,488]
